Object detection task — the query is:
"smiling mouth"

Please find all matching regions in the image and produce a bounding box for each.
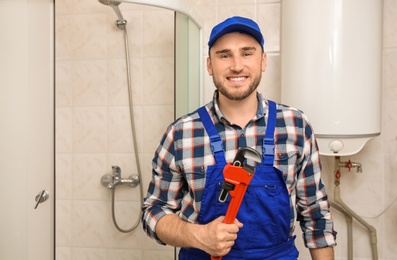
[227,76,248,82]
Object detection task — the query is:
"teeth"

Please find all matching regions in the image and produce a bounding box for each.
[229,77,245,82]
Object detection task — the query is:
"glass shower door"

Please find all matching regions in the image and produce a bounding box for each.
[175,12,202,119]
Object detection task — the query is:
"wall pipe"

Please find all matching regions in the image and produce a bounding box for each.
[330,157,378,260]
[330,201,353,260]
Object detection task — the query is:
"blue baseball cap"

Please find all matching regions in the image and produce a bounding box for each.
[208,16,264,49]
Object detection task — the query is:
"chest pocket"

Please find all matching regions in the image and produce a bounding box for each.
[274,151,300,181]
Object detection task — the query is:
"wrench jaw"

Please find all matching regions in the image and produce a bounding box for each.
[232,146,262,167]
[242,164,255,175]
[218,147,262,203]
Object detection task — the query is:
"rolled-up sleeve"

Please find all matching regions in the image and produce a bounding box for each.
[296,120,337,248]
[141,124,185,245]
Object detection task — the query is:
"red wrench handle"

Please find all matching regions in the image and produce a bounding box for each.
[211,164,254,260]
[223,183,248,224]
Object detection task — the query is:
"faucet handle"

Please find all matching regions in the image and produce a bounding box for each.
[112,165,121,178]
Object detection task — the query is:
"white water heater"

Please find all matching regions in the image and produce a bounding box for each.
[281,0,382,156]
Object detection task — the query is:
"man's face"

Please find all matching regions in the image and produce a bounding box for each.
[207,32,266,101]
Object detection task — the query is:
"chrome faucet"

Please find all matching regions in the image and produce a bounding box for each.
[101,165,139,189]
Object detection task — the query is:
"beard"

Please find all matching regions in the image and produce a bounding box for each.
[212,73,261,101]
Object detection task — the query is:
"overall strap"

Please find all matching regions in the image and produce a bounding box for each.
[198,106,227,165]
[262,100,277,166]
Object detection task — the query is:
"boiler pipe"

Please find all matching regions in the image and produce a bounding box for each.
[332,157,378,260]
[329,200,353,260]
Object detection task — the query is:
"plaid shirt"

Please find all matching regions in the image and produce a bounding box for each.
[142,91,336,249]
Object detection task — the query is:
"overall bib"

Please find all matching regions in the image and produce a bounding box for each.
[179,100,299,260]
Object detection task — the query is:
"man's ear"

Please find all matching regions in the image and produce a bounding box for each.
[261,52,267,72]
[207,56,213,76]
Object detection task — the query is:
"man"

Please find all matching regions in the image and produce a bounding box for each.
[142,16,337,259]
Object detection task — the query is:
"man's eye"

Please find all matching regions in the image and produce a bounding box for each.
[220,54,230,58]
[243,52,253,56]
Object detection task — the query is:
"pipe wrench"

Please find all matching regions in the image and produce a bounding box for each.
[211,146,262,260]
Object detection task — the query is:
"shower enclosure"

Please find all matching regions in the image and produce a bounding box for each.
[55,1,201,259]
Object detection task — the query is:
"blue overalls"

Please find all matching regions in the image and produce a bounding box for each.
[179,100,299,260]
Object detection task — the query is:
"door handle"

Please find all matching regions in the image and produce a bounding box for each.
[34,190,49,209]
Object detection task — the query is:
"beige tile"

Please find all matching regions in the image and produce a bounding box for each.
[216,5,256,23]
[110,201,143,247]
[191,0,216,5]
[142,105,174,154]
[258,52,281,102]
[56,154,72,200]
[56,14,107,60]
[257,0,280,3]
[107,11,143,59]
[384,153,397,201]
[142,9,174,57]
[56,107,73,153]
[72,154,107,200]
[142,57,174,106]
[203,68,216,104]
[56,61,73,107]
[382,101,397,153]
[56,246,72,260]
[108,249,143,260]
[72,60,107,106]
[383,49,397,101]
[384,0,397,48]
[56,0,106,15]
[72,107,107,153]
[71,200,113,247]
[110,173,142,202]
[107,58,144,106]
[107,106,134,153]
[384,205,397,258]
[337,165,383,208]
[258,3,281,52]
[199,7,217,54]
[71,247,108,260]
[218,0,256,5]
[142,248,174,259]
[107,59,129,106]
[56,200,72,246]
[56,15,74,61]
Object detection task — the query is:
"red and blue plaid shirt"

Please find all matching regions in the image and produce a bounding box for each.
[142,91,337,249]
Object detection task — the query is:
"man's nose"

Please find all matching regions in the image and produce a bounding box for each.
[230,57,243,72]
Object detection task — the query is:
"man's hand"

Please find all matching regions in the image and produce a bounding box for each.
[156,215,243,257]
[198,216,243,256]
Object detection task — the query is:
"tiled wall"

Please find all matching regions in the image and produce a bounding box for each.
[55,0,397,259]
[55,1,175,259]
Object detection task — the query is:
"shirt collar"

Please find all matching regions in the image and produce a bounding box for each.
[211,90,267,124]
